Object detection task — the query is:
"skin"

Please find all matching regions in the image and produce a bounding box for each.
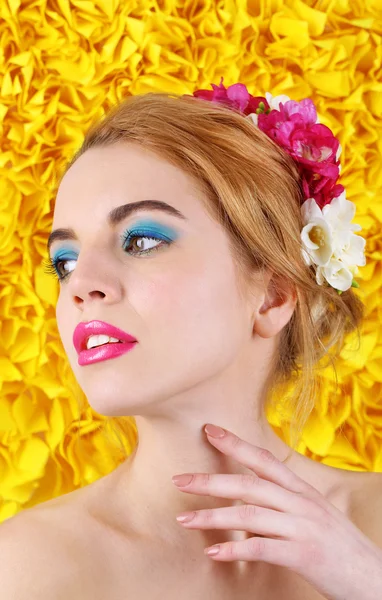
[173,426,382,600]
[51,141,310,557]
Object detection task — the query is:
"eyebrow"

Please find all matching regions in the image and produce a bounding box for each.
[47,199,188,253]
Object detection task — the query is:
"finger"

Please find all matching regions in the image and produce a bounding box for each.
[204,424,319,496]
[204,536,303,568]
[172,472,309,516]
[177,504,305,540]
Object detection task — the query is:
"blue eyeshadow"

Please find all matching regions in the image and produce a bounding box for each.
[129,219,180,240]
[51,219,180,262]
[51,248,78,262]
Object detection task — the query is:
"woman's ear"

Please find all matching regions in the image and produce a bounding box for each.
[253,272,297,339]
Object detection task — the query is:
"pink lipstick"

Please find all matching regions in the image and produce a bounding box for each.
[73,320,138,366]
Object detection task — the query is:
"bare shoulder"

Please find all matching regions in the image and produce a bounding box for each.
[0,482,115,600]
[295,452,382,547]
[309,461,382,550]
[0,508,79,599]
[6,482,131,598]
[347,470,382,548]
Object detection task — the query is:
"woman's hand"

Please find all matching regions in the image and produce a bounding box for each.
[171,424,382,600]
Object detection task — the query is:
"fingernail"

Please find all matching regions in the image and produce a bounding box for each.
[205,424,226,438]
[176,512,196,523]
[172,474,194,486]
[205,545,220,556]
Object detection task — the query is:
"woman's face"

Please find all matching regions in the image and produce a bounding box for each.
[51,142,258,417]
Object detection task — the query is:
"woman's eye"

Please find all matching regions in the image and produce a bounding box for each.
[42,256,76,282]
[124,234,164,254]
[43,231,171,282]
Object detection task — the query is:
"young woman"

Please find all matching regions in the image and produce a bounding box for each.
[1,81,381,599]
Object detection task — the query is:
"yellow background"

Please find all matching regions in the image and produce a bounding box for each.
[0,0,381,523]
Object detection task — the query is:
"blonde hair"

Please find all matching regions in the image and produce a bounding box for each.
[59,92,365,464]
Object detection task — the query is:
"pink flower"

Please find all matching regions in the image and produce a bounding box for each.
[283,99,318,125]
[190,77,270,116]
[256,99,318,142]
[257,108,342,206]
[302,175,344,210]
[187,79,344,207]
[258,116,340,169]
[291,125,340,167]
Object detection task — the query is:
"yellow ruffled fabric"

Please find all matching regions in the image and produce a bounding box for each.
[0,0,381,522]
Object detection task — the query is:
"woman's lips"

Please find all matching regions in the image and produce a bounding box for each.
[73,319,137,353]
[72,320,138,366]
[77,340,137,366]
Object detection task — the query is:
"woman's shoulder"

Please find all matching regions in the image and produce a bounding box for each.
[347,469,382,549]
[1,465,380,599]
[0,503,85,599]
[0,482,120,599]
[291,452,382,538]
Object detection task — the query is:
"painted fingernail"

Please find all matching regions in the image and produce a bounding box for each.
[205,424,226,438]
[172,474,194,486]
[205,545,220,556]
[176,512,196,523]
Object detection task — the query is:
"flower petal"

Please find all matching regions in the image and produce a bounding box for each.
[320,259,354,291]
[301,218,333,266]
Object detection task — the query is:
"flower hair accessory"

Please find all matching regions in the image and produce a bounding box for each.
[184,77,366,295]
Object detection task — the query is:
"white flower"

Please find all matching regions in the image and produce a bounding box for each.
[301,198,333,266]
[300,192,366,291]
[265,92,291,110]
[247,112,258,126]
[315,259,354,292]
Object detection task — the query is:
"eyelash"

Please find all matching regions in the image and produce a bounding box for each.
[42,228,171,283]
